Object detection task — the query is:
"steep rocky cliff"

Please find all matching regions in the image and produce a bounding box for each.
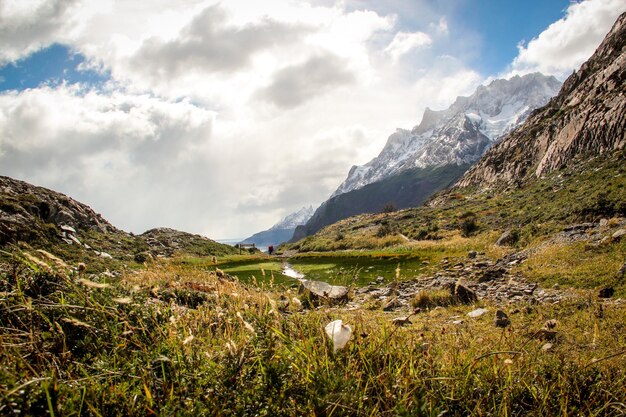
[457,12,626,188]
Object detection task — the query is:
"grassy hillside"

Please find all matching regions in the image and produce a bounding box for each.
[294,164,469,240]
[1,252,624,416]
[285,152,625,249]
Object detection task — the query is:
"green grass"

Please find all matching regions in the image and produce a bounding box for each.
[515,239,626,294]
[175,250,430,287]
[1,253,625,416]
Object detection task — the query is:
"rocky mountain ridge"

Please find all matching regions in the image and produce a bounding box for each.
[333,73,561,197]
[456,12,626,188]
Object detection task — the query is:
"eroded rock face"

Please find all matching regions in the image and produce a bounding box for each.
[456,13,626,189]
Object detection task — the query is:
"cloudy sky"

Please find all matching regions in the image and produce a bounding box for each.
[1,0,624,239]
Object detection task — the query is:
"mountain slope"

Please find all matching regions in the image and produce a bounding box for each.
[456,13,626,188]
[285,13,626,255]
[333,73,561,197]
[290,164,469,242]
[243,206,314,247]
[291,73,561,241]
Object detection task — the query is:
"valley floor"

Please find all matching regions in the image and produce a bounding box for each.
[1,220,625,416]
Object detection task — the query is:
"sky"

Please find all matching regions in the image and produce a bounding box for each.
[0,0,624,239]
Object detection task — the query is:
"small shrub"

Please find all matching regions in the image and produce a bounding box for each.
[411,289,454,309]
[381,203,397,213]
[376,222,394,237]
[460,217,478,237]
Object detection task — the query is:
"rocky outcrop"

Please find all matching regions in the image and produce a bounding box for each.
[0,175,238,259]
[457,13,626,188]
[140,228,238,257]
[0,176,119,245]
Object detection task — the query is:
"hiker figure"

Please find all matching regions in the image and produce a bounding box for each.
[268,245,274,255]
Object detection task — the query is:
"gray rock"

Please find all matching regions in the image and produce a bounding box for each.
[392,316,412,326]
[496,230,519,246]
[299,280,349,307]
[494,310,511,328]
[467,308,488,318]
[383,298,402,311]
[612,229,626,241]
[598,287,614,298]
[453,281,478,304]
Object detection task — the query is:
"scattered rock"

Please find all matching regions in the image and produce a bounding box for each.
[467,308,488,318]
[494,310,511,328]
[535,329,557,341]
[299,280,349,307]
[543,319,558,329]
[496,230,519,246]
[99,252,113,259]
[375,276,384,284]
[60,224,77,234]
[392,316,412,326]
[599,218,608,228]
[541,343,553,352]
[383,298,402,311]
[612,229,626,241]
[478,266,506,283]
[453,281,478,304]
[598,287,614,298]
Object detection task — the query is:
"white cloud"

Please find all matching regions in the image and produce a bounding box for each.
[0,1,497,238]
[507,0,626,79]
[385,31,432,62]
[0,0,80,64]
[256,53,355,108]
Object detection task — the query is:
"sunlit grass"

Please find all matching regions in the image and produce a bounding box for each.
[1,252,625,416]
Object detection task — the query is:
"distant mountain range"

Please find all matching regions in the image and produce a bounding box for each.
[290,72,562,241]
[243,206,314,247]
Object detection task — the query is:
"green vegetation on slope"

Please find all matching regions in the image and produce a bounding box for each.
[296,164,470,239]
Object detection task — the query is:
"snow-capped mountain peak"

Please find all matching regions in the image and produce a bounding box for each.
[269,206,315,231]
[331,73,561,197]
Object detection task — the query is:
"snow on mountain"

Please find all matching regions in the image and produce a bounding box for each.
[269,206,315,231]
[332,73,562,197]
